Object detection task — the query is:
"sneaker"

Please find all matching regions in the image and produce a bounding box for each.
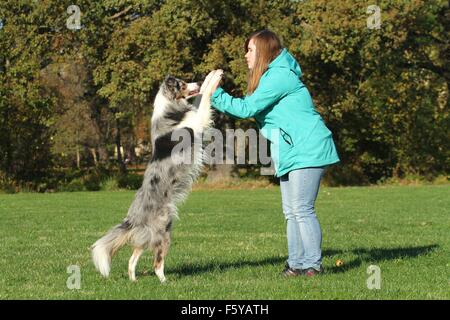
[282,263,303,277]
[302,266,324,277]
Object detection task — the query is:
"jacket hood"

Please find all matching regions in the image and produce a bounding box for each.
[268,48,302,77]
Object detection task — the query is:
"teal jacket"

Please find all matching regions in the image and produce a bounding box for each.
[211,48,340,177]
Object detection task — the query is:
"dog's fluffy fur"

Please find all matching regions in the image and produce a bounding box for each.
[91,70,223,282]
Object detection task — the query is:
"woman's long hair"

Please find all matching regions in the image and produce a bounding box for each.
[245,30,283,95]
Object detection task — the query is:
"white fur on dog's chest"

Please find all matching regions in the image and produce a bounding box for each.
[176,110,206,133]
[152,94,171,122]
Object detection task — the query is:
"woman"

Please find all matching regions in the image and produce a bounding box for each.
[208,30,340,276]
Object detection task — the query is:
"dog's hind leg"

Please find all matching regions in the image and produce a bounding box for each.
[153,234,171,283]
[128,247,143,281]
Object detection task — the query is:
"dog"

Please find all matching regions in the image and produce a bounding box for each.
[91,70,223,282]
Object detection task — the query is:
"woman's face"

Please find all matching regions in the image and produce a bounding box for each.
[245,38,257,70]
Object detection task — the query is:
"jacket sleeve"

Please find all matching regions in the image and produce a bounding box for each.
[210,70,293,119]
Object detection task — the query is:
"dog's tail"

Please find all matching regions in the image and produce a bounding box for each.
[91,221,131,277]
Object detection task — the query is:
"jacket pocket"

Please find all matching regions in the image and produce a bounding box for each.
[279,128,294,147]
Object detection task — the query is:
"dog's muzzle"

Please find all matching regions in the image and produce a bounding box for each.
[186,82,200,99]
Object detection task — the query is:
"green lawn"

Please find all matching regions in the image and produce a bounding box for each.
[0,185,449,299]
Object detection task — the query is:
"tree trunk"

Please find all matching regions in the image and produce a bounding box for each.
[97,145,109,164]
[126,143,137,164]
[115,119,127,175]
[76,145,80,169]
[76,130,81,169]
[3,108,13,175]
[88,98,110,166]
[206,114,236,182]
[90,148,98,166]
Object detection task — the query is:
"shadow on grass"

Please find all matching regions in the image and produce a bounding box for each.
[163,245,438,277]
[326,244,439,274]
[166,256,286,277]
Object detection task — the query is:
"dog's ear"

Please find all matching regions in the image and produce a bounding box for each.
[164,75,179,90]
[164,75,174,83]
[162,75,183,100]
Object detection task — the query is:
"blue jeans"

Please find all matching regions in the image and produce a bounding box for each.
[280,167,325,271]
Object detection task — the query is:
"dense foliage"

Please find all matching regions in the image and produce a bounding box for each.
[0,0,448,190]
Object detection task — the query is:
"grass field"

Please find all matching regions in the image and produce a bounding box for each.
[0,185,449,300]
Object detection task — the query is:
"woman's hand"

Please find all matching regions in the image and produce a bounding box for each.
[199,69,223,98]
[209,69,224,93]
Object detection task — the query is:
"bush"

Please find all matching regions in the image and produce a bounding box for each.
[377,174,449,186]
[117,174,143,190]
[82,171,101,191]
[58,178,86,192]
[100,177,120,191]
[0,173,17,194]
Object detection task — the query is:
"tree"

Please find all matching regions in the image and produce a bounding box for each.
[0,0,57,182]
[0,0,448,189]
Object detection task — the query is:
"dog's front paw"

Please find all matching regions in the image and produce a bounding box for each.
[199,70,217,94]
[204,69,223,96]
